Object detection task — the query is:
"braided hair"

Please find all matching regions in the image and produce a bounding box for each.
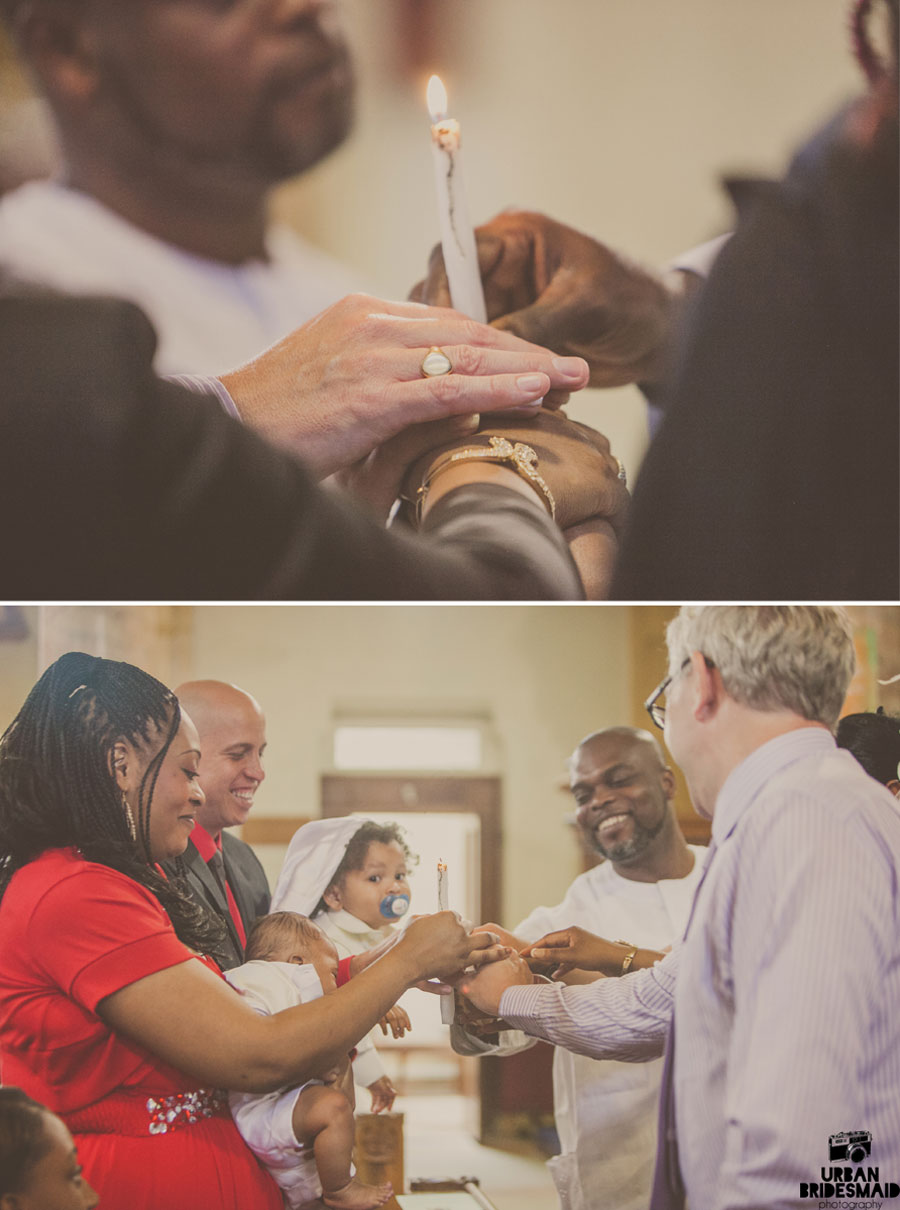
[0,1087,50,1196]
[0,651,225,959]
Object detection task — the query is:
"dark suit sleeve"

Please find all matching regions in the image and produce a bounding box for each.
[1,293,582,600]
[612,112,899,600]
[221,833,271,931]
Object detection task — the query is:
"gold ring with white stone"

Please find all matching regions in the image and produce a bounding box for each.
[615,456,628,486]
[421,346,454,377]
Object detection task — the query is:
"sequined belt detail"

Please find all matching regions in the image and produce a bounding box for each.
[146,1089,229,1135]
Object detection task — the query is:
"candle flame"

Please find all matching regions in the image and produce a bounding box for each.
[427,74,448,123]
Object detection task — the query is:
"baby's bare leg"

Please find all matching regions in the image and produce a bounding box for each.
[292,1085,392,1210]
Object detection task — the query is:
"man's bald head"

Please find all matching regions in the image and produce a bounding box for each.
[175,680,266,838]
[569,726,667,776]
[567,725,681,870]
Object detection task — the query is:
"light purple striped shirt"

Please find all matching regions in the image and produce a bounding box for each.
[501,728,900,1210]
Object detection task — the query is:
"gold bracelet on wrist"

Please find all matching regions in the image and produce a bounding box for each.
[412,436,556,525]
[615,940,639,976]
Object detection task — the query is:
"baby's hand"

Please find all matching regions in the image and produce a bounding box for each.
[367,1075,397,1113]
[379,1005,412,1039]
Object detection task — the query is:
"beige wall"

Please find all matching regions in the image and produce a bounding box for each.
[190,604,631,923]
[0,605,632,922]
[4,602,900,926]
[274,0,862,477]
[0,607,39,739]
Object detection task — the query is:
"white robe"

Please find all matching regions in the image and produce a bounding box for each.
[452,850,704,1210]
[512,851,705,1210]
[224,960,327,1208]
[0,180,364,375]
[317,908,397,1090]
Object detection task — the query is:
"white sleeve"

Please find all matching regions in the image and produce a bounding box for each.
[668,233,731,279]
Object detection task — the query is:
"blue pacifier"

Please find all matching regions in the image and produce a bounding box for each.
[379,893,410,919]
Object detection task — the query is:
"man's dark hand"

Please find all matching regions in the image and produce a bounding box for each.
[412,209,677,392]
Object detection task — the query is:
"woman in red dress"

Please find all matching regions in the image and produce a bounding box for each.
[0,653,500,1209]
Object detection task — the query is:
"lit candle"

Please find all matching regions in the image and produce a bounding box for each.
[436,858,450,911]
[427,75,487,324]
[436,858,455,1024]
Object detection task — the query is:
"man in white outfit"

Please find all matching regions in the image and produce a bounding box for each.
[457,726,704,1210]
[0,0,363,374]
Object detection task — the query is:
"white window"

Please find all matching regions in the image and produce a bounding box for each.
[333,724,483,771]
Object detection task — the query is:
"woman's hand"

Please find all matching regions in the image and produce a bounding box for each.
[397,912,510,984]
[220,294,589,479]
[337,414,480,522]
[406,409,630,536]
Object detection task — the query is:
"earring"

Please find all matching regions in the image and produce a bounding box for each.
[122,794,137,842]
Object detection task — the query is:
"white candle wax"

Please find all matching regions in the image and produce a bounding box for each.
[436,859,450,911]
[427,76,487,324]
[436,859,455,1023]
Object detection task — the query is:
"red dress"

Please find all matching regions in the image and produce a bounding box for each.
[0,849,282,1209]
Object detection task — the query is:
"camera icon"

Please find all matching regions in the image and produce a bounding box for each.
[829,1130,873,1163]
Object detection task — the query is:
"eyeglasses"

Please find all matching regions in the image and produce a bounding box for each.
[644,656,713,730]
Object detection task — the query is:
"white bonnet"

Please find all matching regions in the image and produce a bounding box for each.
[270,816,372,917]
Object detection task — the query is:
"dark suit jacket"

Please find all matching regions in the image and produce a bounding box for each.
[613,102,899,599]
[177,833,271,970]
[0,290,581,600]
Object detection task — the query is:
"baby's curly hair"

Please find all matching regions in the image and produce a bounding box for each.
[312,821,418,918]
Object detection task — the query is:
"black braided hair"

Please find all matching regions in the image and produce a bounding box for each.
[0,1087,50,1195]
[0,652,226,960]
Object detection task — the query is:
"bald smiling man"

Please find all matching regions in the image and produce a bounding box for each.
[169,680,271,969]
[455,726,704,1210]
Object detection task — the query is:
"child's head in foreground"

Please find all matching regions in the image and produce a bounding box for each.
[316,821,417,930]
[246,911,340,993]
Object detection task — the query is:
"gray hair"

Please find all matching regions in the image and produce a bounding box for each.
[665,606,855,729]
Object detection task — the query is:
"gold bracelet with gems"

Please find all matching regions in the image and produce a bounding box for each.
[413,436,556,525]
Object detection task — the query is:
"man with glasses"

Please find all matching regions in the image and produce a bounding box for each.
[462,606,900,1209]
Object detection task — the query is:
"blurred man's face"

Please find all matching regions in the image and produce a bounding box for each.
[88,0,355,186]
[569,733,674,865]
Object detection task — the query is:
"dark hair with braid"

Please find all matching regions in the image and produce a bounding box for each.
[0,651,226,960]
[0,1087,51,1195]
